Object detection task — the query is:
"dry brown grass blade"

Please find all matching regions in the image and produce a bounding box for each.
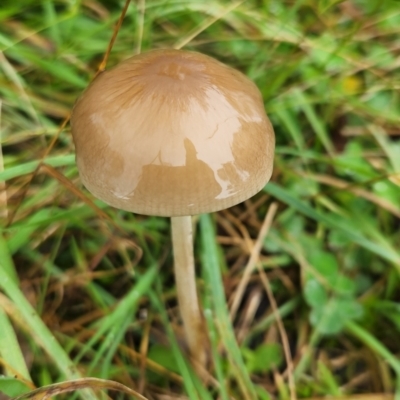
[119,343,184,385]
[11,378,149,400]
[222,209,253,249]
[305,395,394,400]
[303,172,400,218]
[236,288,262,343]
[138,314,152,393]
[216,213,246,250]
[97,0,132,72]
[243,203,297,400]
[40,164,109,221]
[257,262,297,400]
[38,164,142,260]
[229,202,279,320]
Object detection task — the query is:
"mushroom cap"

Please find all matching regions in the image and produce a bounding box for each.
[71,49,275,217]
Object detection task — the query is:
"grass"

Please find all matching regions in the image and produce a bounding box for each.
[1,0,400,399]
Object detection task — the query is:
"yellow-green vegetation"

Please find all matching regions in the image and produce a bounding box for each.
[1,1,400,399]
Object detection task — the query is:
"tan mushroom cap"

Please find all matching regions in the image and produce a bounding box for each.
[71,49,275,217]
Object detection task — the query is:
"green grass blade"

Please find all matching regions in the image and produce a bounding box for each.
[346,320,400,376]
[0,312,31,381]
[149,290,201,400]
[0,234,30,380]
[203,309,229,400]
[200,214,258,400]
[75,264,158,368]
[264,182,400,266]
[274,107,306,152]
[42,0,61,48]
[0,234,18,282]
[0,155,75,182]
[293,88,335,155]
[7,209,55,254]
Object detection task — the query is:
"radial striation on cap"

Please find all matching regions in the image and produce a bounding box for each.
[71,49,275,217]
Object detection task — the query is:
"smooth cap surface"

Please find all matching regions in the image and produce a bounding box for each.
[71,49,275,216]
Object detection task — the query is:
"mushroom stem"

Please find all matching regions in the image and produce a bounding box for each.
[171,215,205,366]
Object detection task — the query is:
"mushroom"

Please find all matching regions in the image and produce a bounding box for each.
[70,49,275,365]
